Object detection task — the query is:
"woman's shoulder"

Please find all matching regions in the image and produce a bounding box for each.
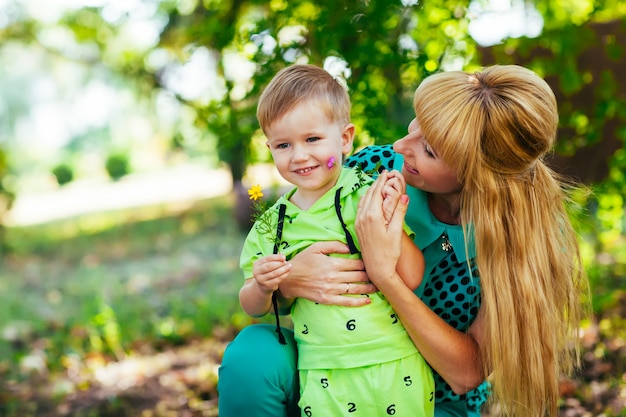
[345,145,396,176]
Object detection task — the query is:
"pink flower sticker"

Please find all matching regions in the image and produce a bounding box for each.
[327,156,336,169]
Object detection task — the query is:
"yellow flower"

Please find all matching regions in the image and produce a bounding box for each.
[248,184,264,201]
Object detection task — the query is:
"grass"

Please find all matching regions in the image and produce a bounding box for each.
[0,191,624,416]
[0,194,258,378]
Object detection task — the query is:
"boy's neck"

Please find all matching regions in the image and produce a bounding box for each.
[288,169,343,211]
[288,192,317,211]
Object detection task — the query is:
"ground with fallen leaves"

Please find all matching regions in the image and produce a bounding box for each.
[2,303,625,417]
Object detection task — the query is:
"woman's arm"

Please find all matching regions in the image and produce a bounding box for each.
[396,232,424,291]
[277,241,377,307]
[355,173,486,393]
[373,271,485,393]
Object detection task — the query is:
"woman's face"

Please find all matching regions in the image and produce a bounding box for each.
[393,118,462,195]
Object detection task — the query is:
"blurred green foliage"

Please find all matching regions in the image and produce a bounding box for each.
[51,163,74,186]
[104,153,131,181]
[0,1,624,193]
[0,148,14,255]
[151,0,477,181]
[0,196,266,415]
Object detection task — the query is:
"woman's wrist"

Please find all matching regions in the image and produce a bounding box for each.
[369,269,403,293]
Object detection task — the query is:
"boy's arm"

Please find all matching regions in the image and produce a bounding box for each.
[381,170,405,225]
[239,277,273,317]
[396,229,425,291]
[239,254,293,317]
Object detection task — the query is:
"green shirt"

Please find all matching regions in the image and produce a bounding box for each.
[240,167,418,370]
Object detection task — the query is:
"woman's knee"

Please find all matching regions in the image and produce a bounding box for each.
[218,324,299,416]
[220,324,297,374]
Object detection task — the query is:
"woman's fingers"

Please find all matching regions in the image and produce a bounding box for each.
[323,294,372,307]
[279,242,372,303]
[306,241,352,256]
[355,171,407,286]
[289,243,366,279]
[315,280,377,306]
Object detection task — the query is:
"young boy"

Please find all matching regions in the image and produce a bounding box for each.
[239,64,434,417]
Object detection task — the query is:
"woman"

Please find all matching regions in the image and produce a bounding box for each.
[218,64,588,417]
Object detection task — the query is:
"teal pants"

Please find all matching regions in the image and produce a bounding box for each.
[217,324,481,417]
[218,324,300,417]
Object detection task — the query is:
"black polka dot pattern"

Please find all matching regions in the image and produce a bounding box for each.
[422,250,486,406]
[346,145,395,175]
[422,253,480,333]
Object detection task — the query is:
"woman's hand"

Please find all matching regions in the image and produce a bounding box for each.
[278,241,376,307]
[355,171,409,288]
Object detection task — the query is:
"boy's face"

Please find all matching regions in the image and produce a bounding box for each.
[265,101,354,205]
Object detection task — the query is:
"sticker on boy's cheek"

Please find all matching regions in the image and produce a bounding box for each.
[327,156,336,169]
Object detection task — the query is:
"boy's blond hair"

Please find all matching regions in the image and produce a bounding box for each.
[257,64,351,133]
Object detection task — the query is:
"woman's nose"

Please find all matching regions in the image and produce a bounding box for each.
[393,136,409,154]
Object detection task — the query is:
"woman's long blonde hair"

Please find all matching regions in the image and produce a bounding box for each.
[414,65,589,416]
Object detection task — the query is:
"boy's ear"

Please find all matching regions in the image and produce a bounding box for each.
[265,141,270,149]
[342,123,355,154]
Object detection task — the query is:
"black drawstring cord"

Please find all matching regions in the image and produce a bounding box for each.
[272,203,287,345]
[270,189,356,345]
[334,187,359,255]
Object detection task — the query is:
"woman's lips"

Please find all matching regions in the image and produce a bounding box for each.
[403,162,418,175]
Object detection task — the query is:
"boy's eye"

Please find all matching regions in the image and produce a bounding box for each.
[306,136,321,143]
[276,143,290,149]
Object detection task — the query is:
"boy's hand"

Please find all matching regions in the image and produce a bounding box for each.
[252,254,291,294]
[381,170,406,225]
